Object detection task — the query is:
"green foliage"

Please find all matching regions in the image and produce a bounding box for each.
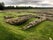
[0,2,4,10]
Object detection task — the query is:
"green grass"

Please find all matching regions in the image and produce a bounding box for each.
[0,10,53,40]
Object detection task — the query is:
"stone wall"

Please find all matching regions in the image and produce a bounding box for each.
[22,17,46,30]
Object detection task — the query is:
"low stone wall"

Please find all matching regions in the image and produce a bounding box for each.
[5,16,32,25]
[22,17,46,30]
[4,16,14,19]
[47,17,53,21]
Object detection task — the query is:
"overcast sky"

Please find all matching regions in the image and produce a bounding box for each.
[0,0,53,7]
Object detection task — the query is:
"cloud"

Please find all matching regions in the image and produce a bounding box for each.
[0,0,43,5]
[0,0,53,7]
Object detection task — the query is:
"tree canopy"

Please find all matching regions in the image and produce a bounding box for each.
[0,2,4,10]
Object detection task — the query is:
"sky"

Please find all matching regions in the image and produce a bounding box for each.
[0,0,53,7]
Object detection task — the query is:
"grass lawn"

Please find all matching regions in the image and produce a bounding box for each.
[0,9,53,40]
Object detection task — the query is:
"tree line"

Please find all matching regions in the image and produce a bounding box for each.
[0,2,53,10]
[0,2,4,10]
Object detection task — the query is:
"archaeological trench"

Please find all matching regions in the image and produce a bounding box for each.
[4,13,53,30]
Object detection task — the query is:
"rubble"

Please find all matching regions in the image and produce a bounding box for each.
[22,17,46,30]
[47,17,53,21]
[18,14,36,18]
[5,16,32,25]
[4,16,14,19]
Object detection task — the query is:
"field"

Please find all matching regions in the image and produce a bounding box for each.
[0,9,53,40]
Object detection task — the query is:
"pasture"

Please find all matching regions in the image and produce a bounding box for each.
[0,9,53,40]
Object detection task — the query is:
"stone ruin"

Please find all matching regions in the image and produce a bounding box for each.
[22,16,47,30]
[18,14,36,18]
[22,14,53,30]
[4,13,53,30]
[4,16,14,19]
[4,15,32,25]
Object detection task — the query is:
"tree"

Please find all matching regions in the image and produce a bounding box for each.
[0,2,4,10]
